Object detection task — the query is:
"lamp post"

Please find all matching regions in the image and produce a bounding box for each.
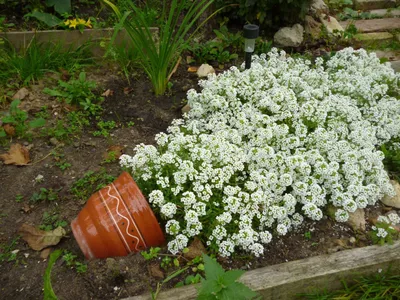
[243,24,259,69]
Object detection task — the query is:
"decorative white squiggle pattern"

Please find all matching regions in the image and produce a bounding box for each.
[109,184,146,251]
[99,188,133,252]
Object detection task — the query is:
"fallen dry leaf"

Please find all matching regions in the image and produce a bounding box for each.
[18,224,66,251]
[123,87,133,95]
[21,204,32,214]
[184,237,206,260]
[0,143,30,165]
[186,56,195,64]
[12,87,29,100]
[187,66,198,73]
[103,145,125,161]
[3,124,15,136]
[148,263,164,279]
[102,89,114,97]
[40,248,52,259]
[59,68,71,81]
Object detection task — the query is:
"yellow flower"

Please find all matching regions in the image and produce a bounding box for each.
[64,20,71,26]
[85,18,92,28]
[68,19,78,29]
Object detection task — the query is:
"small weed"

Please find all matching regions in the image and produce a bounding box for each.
[93,120,116,137]
[141,247,161,260]
[0,99,45,140]
[127,121,135,127]
[304,231,312,240]
[43,249,62,300]
[0,236,20,263]
[43,72,103,113]
[71,169,116,201]
[62,250,87,273]
[30,187,60,203]
[15,194,24,202]
[39,211,67,231]
[43,111,90,141]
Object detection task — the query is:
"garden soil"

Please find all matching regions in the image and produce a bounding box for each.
[0,64,385,299]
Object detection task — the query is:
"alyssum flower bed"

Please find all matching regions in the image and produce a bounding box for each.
[120,48,400,258]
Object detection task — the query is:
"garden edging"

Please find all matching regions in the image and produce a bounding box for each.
[125,241,400,300]
[0,28,158,56]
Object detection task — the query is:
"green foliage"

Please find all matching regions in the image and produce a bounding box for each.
[42,111,90,141]
[197,254,259,300]
[71,169,116,201]
[104,0,217,95]
[141,247,161,260]
[43,249,62,300]
[215,0,311,30]
[93,120,116,137]
[43,72,103,113]
[370,222,399,246]
[30,187,59,203]
[62,250,88,273]
[0,236,20,263]
[39,211,67,231]
[45,0,71,14]
[304,231,312,240]
[300,269,400,299]
[328,0,353,10]
[0,99,45,139]
[25,11,62,27]
[338,7,379,21]
[0,39,92,85]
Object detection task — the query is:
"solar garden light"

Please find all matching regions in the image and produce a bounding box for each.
[243,24,259,69]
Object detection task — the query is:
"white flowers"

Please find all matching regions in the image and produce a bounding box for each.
[121,48,399,257]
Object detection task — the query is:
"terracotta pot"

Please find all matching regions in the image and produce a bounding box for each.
[71,172,165,259]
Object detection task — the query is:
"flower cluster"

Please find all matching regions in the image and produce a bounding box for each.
[121,48,399,257]
[371,212,400,244]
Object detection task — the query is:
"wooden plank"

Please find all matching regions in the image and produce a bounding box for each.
[126,241,400,300]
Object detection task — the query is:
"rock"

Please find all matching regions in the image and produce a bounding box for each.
[181,104,191,114]
[12,87,29,100]
[49,137,59,146]
[381,180,400,208]
[196,64,215,78]
[347,208,366,231]
[340,18,400,33]
[391,61,400,73]
[310,0,329,16]
[274,24,304,47]
[349,237,356,244]
[106,258,120,276]
[355,32,394,44]
[319,15,343,36]
[305,15,322,39]
[354,0,396,11]
[184,237,207,260]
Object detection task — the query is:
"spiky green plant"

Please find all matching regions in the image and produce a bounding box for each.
[104,0,217,96]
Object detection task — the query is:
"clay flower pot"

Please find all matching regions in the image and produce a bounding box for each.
[71,172,165,259]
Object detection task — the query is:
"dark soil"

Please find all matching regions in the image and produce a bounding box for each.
[0,62,393,300]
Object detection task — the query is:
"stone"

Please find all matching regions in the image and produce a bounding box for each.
[310,0,329,16]
[304,15,322,39]
[274,24,304,47]
[181,103,191,114]
[354,32,394,44]
[373,50,400,61]
[390,60,400,72]
[340,18,400,33]
[347,208,366,231]
[354,0,396,10]
[349,237,356,244]
[49,137,59,146]
[319,15,343,35]
[369,8,400,18]
[12,87,29,100]
[381,180,400,208]
[196,64,215,78]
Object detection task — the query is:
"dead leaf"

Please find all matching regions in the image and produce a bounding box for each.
[59,68,70,81]
[186,56,195,64]
[18,224,66,251]
[102,89,114,97]
[184,237,206,260]
[187,66,198,73]
[148,263,164,279]
[12,87,29,100]
[181,104,191,114]
[102,145,124,161]
[0,144,30,165]
[167,56,182,82]
[123,87,133,95]
[21,204,32,214]
[40,248,52,259]
[3,124,15,136]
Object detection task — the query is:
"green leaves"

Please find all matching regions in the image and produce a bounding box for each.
[197,254,259,300]
[45,0,71,14]
[43,249,62,300]
[25,11,62,27]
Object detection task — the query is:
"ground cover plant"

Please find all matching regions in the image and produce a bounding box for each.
[121,48,400,257]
